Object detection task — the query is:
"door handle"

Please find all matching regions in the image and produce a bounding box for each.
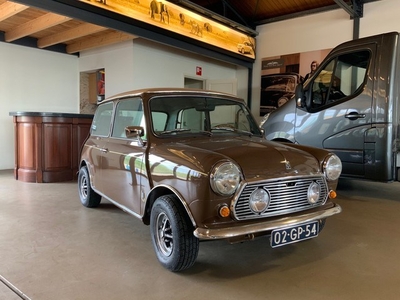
[100,148,108,153]
[345,112,366,120]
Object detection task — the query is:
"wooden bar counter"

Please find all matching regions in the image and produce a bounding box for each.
[9,112,94,183]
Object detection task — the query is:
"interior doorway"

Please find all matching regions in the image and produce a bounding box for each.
[184,77,204,89]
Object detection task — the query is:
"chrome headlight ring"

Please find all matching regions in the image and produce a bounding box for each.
[323,154,342,181]
[249,188,270,213]
[210,161,242,196]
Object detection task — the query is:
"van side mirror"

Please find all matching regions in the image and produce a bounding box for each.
[295,83,305,108]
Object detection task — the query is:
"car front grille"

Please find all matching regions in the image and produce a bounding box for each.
[233,176,328,220]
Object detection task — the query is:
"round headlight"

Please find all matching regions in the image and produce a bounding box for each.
[308,181,321,204]
[324,154,342,181]
[210,162,241,196]
[249,188,270,213]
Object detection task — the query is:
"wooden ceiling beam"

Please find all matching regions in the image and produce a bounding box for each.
[66,31,137,54]
[0,1,29,22]
[38,23,106,48]
[4,12,72,42]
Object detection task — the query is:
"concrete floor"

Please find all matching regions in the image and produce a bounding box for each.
[1,169,400,300]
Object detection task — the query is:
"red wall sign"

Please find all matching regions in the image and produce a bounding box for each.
[196,66,202,76]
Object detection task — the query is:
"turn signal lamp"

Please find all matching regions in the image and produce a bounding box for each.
[219,205,230,218]
[329,190,337,199]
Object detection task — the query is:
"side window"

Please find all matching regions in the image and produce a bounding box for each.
[310,50,370,109]
[91,102,113,136]
[112,97,144,138]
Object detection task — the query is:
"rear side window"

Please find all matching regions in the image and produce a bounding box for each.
[310,50,370,109]
[112,97,144,138]
[91,102,113,136]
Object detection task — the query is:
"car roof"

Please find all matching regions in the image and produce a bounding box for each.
[102,88,244,104]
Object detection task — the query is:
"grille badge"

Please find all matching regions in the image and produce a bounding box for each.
[281,159,291,170]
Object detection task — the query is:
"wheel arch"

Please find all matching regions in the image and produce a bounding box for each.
[142,185,196,227]
[78,160,98,191]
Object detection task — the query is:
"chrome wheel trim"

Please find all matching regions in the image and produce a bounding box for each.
[80,173,88,199]
[155,212,173,257]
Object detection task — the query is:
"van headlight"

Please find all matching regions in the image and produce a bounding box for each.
[210,161,241,196]
[323,154,342,181]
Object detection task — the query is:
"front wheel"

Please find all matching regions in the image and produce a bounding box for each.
[78,166,101,208]
[150,195,199,272]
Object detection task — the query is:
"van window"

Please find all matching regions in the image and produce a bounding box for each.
[310,50,370,109]
[112,97,144,138]
[91,102,113,136]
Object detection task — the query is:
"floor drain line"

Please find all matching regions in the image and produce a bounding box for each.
[0,274,32,300]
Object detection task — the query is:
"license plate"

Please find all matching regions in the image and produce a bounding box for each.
[270,221,319,248]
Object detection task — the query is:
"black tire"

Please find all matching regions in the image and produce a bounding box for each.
[78,166,101,208]
[150,195,199,272]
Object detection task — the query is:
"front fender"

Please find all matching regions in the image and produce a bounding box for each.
[143,184,197,227]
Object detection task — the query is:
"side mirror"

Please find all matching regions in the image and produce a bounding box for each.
[295,83,305,108]
[125,126,145,146]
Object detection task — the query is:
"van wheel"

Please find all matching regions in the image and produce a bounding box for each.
[150,195,199,272]
[78,166,101,208]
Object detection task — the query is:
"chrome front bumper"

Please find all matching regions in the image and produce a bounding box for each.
[194,203,342,240]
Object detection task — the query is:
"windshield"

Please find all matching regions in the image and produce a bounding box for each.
[150,96,262,137]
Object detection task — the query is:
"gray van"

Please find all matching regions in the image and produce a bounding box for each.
[261,32,400,182]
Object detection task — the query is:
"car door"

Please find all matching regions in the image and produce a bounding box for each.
[88,102,114,193]
[294,46,375,177]
[100,97,147,215]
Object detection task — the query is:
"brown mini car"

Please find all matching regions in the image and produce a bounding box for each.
[78,88,342,272]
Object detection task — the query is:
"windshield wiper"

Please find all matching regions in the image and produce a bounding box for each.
[211,126,254,136]
[158,128,191,135]
[211,126,235,132]
[158,129,213,137]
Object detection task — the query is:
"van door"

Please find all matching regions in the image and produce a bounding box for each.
[294,46,375,178]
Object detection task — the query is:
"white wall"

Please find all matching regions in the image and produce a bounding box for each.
[251,0,400,120]
[130,39,238,90]
[79,38,241,97]
[79,40,135,97]
[0,43,78,170]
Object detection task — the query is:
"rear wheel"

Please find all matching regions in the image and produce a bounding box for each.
[78,166,101,208]
[150,195,199,272]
